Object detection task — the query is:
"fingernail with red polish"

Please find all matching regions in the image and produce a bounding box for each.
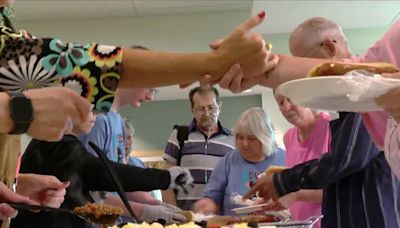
[258,11,265,18]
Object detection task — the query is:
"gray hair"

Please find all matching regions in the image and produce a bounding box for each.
[123,117,135,137]
[289,17,351,56]
[233,107,277,156]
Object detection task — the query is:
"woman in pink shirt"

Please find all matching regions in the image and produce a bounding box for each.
[273,92,331,228]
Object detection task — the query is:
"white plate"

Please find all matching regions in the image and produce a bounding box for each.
[232,205,291,221]
[231,203,269,214]
[275,76,400,112]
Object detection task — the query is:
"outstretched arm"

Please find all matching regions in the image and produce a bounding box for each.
[244,113,380,202]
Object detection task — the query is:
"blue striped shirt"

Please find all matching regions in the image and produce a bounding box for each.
[273,112,400,228]
[163,119,235,210]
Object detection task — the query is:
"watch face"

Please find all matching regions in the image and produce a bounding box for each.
[10,95,33,122]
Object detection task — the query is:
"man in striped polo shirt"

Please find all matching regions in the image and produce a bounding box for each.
[163,86,235,210]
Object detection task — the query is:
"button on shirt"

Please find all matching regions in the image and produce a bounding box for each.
[163,119,235,210]
[273,113,400,228]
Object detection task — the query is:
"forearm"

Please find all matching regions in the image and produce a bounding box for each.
[81,154,171,191]
[265,55,338,89]
[161,189,177,206]
[0,92,13,133]
[119,49,222,88]
[293,190,322,202]
[126,191,159,205]
[105,194,144,218]
[274,113,380,196]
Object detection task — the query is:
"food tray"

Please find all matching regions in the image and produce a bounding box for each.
[258,215,323,228]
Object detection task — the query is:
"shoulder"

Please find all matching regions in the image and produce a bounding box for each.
[273,147,286,161]
[283,128,296,141]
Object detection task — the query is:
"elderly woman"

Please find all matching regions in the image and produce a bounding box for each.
[193,107,285,215]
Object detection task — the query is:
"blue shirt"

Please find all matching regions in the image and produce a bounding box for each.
[80,110,126,163]
[127,156,145,168]
[205,148,286,215]
[273,112,400,228]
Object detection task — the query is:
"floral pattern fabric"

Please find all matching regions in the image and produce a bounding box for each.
[0,6,123,111]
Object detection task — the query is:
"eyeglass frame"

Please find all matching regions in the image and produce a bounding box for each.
[148,88,158,94]
[192,103,221,115]
[304,40,337,58]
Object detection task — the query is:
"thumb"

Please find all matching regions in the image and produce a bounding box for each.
[62,181,70,188]
[46,176,68,190]
[71,93,91,125]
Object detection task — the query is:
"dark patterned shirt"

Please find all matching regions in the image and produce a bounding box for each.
[273,112,400,228]
[0,6,123,111]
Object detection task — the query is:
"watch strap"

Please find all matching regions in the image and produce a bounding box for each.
[8,92,33,134]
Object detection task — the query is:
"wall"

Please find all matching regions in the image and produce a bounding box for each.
[119,94,262,151]
[17,10,387,55]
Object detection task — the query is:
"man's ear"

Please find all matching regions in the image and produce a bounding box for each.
[321,40,338,59]
[190,105,195,115]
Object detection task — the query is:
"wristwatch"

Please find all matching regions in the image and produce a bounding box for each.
[8,92,33,134]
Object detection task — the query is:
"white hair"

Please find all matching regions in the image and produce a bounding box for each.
[233,107,277,156]
[289,17,351,55]
[123,117,135,136]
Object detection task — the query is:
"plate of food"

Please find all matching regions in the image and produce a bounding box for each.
[206,214,282,226]
[275,62,400,112]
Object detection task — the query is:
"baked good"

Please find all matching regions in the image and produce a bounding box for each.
[179,211,194,222]
[307,62,399,77]
[73,203,123,226]
[265,166,287,176]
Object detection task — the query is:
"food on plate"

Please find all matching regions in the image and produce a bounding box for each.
[73,203,123,226]
[225,215,279,225]
[179,211,194,222]
[307,62,399,77]
[265,166,287,176]
[110,222,202,228]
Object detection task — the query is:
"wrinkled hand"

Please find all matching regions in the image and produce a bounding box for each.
[261,192,298,212]
[211,12,270,82]
[139,204,186,224]
[24,87,91,141]
[0,182,35,219]
[193,197,218,215]
[375,72,400,123]
[216,55,279,93]
[16,174,69,208]
[159,202,181,212]
[243,174,280,202]
[168,166,194,193]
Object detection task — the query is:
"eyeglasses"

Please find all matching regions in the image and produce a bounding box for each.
[304,40,337,58]
[148,88,158,94]
[193,105,220,115]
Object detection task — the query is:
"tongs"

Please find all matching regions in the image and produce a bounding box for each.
[8,203,92,223]
[89,141,138,223]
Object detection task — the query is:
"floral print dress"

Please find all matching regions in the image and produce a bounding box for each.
[0,6,123,111]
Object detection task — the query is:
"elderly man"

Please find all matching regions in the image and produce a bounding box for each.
[162,86,236,210]
[245,17,400,228]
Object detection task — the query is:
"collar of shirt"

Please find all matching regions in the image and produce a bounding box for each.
[189,118,231,136]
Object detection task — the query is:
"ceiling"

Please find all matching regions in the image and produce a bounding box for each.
[12,0,400,101]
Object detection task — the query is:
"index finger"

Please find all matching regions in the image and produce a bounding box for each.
[242,180,264,199]
[236,11,266,33]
